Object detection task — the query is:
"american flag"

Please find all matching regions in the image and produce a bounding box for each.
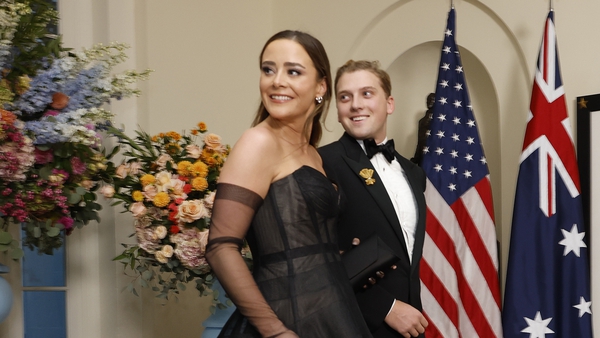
[419,8,503,337]
[502,11,593,337]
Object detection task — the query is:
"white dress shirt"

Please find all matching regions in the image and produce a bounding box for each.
[358,138,418,264]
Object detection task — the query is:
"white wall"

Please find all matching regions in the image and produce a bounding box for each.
[1,0,600,336]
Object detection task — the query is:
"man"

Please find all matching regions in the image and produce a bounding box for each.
[319,60,428,338]
[411,93,435,165]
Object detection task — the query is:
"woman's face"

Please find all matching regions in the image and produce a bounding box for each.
[259,39,325,123]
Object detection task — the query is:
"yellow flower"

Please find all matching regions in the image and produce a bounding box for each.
[153,192,170,207]
[0,80,14,106]
[177,161,193,176]
[15,75,31,95]
[197,122,207,132]
[165,142,181,155]
[191,177,208,191]
[201,149,224,167]
[151,135,159,142]
[191,129,198,135]
[140,174,156,186]
[132,190,144,202]
[166,131,181,141]
[191,161,208,177]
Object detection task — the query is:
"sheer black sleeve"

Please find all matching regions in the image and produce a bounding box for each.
[206,183,293,337]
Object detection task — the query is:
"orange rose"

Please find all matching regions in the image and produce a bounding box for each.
[50,92,69,110]
[204,133,224,152]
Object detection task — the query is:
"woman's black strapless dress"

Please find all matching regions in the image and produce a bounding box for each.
[218,166,371,337]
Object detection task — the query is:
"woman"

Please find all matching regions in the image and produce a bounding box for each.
[206,30,372,337]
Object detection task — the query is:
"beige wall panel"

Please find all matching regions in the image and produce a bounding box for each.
[2,0,600,336]
[142,1,273,147]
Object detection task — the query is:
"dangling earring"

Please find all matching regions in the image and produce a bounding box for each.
[316,96,323,104]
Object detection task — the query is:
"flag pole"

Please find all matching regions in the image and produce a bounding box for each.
[550,0,553,11]
[450,0,454,9]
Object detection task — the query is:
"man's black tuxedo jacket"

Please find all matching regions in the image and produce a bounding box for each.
[319,132,427,337]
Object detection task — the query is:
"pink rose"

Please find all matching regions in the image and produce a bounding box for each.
[155,251,168,263]
[80,180,95,190]
[116,164,129,178]
[129,161,142,175]
[178,200,208,223]
[129,202,147,218]
[185,144,202,159]
[155,171,173,190]
[142,184,158,201]
[197,229,209,253]
[169,178,188,200]
[204,133,224,152]
[155,154,173,170]
[154,226,168,239]
[99,185,115,198]
[203,191,216,210]
[161,244,174,258]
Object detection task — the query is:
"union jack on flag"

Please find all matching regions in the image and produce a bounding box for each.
[502,10,593,337]
[419,8,503,337]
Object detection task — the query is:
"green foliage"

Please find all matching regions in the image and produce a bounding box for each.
[4,0,67,84]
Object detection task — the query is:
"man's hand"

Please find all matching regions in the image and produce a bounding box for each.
[341,237,398,289]
[384,300,428,337]
[339,237,361,255]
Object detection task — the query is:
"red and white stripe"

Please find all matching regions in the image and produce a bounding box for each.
[420,175,503,337]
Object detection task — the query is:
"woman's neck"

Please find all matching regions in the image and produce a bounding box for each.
[265,116,311,148]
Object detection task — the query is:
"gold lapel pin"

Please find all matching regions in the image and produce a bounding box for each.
[359,168,376,185]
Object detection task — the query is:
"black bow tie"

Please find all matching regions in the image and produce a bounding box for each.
[364,138,395,163]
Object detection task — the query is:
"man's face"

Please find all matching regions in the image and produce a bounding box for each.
[336,70,394,143]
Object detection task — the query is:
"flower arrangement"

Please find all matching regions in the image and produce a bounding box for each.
[0,0,151,257]
[106,122,248,306]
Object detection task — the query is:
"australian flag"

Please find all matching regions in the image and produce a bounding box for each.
[502,11,593,337]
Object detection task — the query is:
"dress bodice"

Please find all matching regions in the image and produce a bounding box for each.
[218,166,372,337]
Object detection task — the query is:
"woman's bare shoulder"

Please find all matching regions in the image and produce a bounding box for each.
[217,126,280,196]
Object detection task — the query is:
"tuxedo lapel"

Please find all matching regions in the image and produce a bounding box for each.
[396,153,427,274]
[338,133,410,259]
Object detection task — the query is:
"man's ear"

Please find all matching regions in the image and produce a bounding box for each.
[387,95,395,116]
